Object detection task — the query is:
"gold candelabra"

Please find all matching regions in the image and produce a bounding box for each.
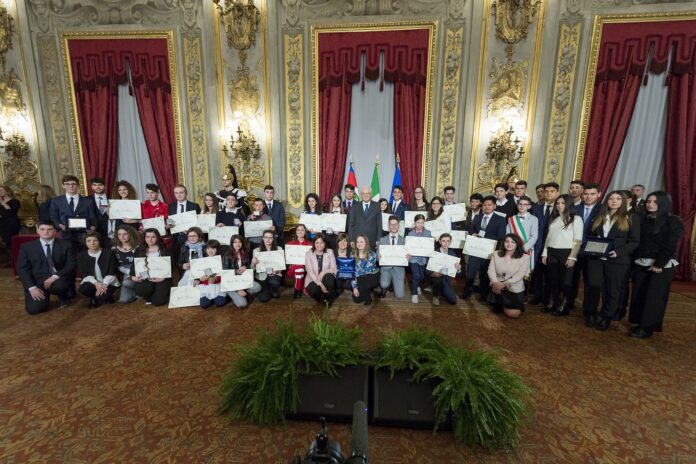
[221,124,261,192]
[476,125,525,193]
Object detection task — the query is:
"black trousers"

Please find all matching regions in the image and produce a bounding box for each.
[531,257,549,303]
[257,275,283,303]
[353,273,380,304]
[135,279,173,306]
[566,255,589,306]
[545,248,573,308]
[465,256,491,299]
[583,258,629,320]
[306,274,337,302]
[24,278,70,315]
[629,265,675,332]
[78,282,118,303]
[335,278,353,297]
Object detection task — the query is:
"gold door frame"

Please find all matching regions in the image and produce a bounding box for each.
[310,21,438,194]
[61,31,185,192]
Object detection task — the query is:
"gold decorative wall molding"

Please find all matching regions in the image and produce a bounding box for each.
[487,54,527,116]
[491,0,540,45]
[0,4,14,71]
[543,20,582,183]
[283,31,305,208]
[435,22,465,193]
[182,32,210,204]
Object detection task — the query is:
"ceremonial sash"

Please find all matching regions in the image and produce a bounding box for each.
[509,215,534,276]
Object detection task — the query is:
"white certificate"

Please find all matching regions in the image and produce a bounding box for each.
[208,226,239,245]
[426,251,461,278]
[108,200,142,220]
[244,220,273,238]
[425,217,451,241]
[254,249,286,272]
[463,235,497,260]
[189,255,223,279]
[379,245,408,266]
[322,213,347,232]
[68,218,87,229]
[381,213,406,236]
[220,269,255,292]
[299,213,323,233]
[197,214,216,233]
[141,216,166,235]
[405,236,435,257]
[443,203,467,222]
[169,210,199,234]
[449,230,468,249]
[404,211,422,229]
[285,244,312,265]
[168,285,201,309]
[134,256,172,279]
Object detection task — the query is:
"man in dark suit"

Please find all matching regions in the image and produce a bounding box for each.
[168,184,201,257]
[462,195,507,300]
[347,186,382,248]
[343,184,356,214]
[49,174,98,251]
[631,184,646,215]
[529,182,559,305]
[17,220,76,314]
[389,185,409,220]
[494,182,517,218]
[89,177,110,246]
[262,184,286,244]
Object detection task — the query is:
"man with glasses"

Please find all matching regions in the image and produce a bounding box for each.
[506,196,539,278]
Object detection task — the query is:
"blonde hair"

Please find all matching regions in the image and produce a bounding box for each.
[37,184,56,203]
[352,234,371,261]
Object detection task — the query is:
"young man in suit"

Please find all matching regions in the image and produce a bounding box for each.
[262,184,286,245]
[512,180,528,204]
[494,182,517,218]
[49,174,98,252]
[378,215,408,299]
[343,184,356,214]
[428,233,462,305]
[347,186,381,248]
[390,185,409,220]
[443,185,466,231]
[89,177,110,246]
[168,184,201,258]
[631,184,646,215]
[17,220,76,314]
[529,182,560,305]
[569,179,585,206]
[462,195,507,300]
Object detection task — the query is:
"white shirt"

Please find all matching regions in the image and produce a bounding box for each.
[479,213,494,238]
[542,216,584,260]
[496,199,509,207]
[392,200,401,211]
[177,201,187,213]
[65,194,79,208]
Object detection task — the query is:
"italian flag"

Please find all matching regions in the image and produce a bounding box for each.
[370,162,380,201]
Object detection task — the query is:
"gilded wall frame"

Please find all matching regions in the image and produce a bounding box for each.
[310,21,438,194]
[60,31,185,190]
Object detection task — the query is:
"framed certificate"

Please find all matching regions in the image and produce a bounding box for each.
[169,210,199,234]
[285,244,312,265]
[443,203,467,222]
[462,235,497,260]
[322,213,347,232]
[168,285,201,309]
[208,226,239,245]
[425,217,451,241]
[381,213,405,235]
[134,256,172,279]
[426,251,461,277]
[68,218,87,229]
[189,255,223,279]
[378,245,408,266]
[141,217,166,235]
[299,213,323,233]
[197,214,216,233]
[405,236,435,257]
[108,200,142,219]
[244,220,273,238]
[449,230,468,249]
[583,237,613,256]
[254,249,286,272]
[220,269,255,292]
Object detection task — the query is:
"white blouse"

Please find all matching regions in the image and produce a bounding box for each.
[542,216,584,260]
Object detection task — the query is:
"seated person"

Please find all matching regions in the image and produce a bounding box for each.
[17,220,76,314]
[223,234,262,309]
[304,233,337,306]
[286,224,312,298]
[427,233,461,306]
[487,234,530,318]
[177,227,206,286]
[77,231,119,308]
[334,232,355,298]
[112,224,140,304]
[193,240,228,309]
[246,198,273,251]
[131,228,173,307]
[251,230,284,302]
[352,234,380,306]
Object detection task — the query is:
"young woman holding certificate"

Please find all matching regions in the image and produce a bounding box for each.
[335,233,356,298]
[77,231,119,308]
[251,230,284,302]
[628,191,684,339]
[325,194,346,250]
[112,225,140,304]
[352,235,380,306]
[286,225,312,298]
[304,234,337,307]
[487,234,530,318]
[192,240,227,309]
[223,235,262,308]
[407,214,432,304]
[303,193,323,240]
[583,191,640,331]
[201,193,219,215]
[131,228,172,306]
[177,227,206,286]
[541,194,583,316]
[246,198,273,251]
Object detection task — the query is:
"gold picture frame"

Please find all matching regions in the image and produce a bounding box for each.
[60,31,185,192]
[310,21,438,195]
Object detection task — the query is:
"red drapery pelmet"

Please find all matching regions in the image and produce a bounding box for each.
[318,29,430,199]
[68,38,178,201]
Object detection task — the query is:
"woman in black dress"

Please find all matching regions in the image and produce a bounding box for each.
[0,185,21,248]
[628,191,684,339]
[77,231,119,308]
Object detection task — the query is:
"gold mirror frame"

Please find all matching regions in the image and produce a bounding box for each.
[310,21,438,195]
[60,31,185,191]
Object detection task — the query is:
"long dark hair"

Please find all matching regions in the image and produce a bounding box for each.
[428,196,445,220]
[136,228,166,256]
[228,234,249,263]
[304,193,323,214]
[409,185,428,210]
[496,233,525,258]
[550,194,576,229]
[260,229,278,251]
[645,191,674,233]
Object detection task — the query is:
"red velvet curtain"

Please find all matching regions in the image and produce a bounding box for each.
[68,38,178,201]
[317,29,430,198]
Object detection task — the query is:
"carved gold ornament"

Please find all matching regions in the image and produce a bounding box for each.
[491,0,540,45]
[476,126,524,193]
[0,130,39,227]
[284,32,305,208]
[0,68,25,116]
[214,0,260,51]
[488,55,527,116]
[0,5,13,71]
[228,51,260,117]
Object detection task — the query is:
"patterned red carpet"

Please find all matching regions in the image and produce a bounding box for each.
[1,268,695,463]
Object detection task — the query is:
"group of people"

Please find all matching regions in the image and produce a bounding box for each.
[14,174,684,340]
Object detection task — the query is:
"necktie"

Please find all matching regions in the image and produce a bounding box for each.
[584,207,590,223]
[481,215,489,230]
[180,204,184,213]
[267,202,272,211]
[45,243,53,273]
[391,235,396,245]
[545,205,551,219]
[346,201,352,213]
[69,196,75,213]
[98,196,105,214]
[364,203,368,213]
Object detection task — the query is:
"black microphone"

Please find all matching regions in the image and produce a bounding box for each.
[346,401,368,464]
